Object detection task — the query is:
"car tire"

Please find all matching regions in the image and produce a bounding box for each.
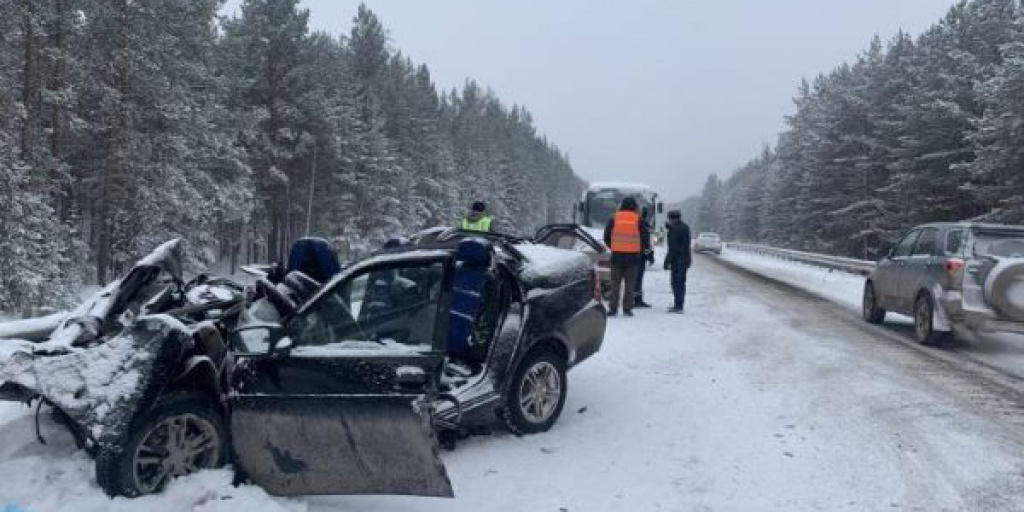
[504,348,567,435]
[913,293,950,345]
[862,282,886,324]
[96,392,228,497]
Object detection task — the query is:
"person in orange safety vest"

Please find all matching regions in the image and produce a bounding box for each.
[602,196,651,317]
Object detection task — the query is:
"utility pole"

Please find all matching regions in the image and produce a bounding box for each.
[306,140,317,236]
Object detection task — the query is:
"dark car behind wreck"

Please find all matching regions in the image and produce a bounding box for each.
[0,230,606,498]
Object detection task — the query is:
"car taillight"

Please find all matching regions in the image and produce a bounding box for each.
[946,258,965,284]
[592,267,603,301]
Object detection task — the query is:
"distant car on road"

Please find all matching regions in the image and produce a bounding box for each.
[863,222,1024,344]
[694,232,723,255]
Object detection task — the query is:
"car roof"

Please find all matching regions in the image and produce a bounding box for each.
[916,222,1024,232]
[388,228,528,263]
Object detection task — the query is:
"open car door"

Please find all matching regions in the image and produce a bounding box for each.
[227,254,455,497]
[534,224,607,254]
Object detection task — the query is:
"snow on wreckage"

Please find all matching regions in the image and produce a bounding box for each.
[0,239,242,496]
[0,229,607,499]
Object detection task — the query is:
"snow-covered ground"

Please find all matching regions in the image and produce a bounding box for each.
[718,248,868,310]
[3,259,1024,511]
[719,247,1024,380]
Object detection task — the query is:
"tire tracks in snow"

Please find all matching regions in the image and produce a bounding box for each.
[702,254,1024,510]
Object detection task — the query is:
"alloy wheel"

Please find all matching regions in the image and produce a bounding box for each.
[518,361,563,424]
[132,413,222,494]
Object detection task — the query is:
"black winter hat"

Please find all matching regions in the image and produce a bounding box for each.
[620,197,638,211]
[471,201,486,212]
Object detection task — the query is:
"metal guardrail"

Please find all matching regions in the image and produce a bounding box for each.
[725,242,877,276]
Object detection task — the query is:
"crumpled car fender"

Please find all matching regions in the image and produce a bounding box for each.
[0,315,193,453]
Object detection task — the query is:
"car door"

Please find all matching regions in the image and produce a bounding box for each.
[534,224,609,281]
[534,224,606,255]
[875,229,920,312]
[227,255,455,497]
[901,227,940,307]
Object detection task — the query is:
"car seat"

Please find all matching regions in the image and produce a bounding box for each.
[447,238,493,359]
[363,270,397,317]
[286,237,341,284]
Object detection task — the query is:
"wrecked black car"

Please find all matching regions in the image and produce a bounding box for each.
[0,232,606,498]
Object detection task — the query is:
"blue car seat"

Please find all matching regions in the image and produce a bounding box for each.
[286,237,341,284]
[447,238,493,359]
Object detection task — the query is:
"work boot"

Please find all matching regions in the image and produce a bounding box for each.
[624,310,634,317]
[668,306,684,314]
[634,299,652,308]
[608,308,618,317]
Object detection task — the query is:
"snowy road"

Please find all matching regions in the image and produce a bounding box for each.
[719,248,1024,384]
[4,256,1024,511]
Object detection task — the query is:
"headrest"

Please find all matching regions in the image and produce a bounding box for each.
[286,237,340,283]
[383,237,408,249]
[455,238,492,268]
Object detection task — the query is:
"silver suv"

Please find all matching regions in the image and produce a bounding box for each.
[863,223,1024,344]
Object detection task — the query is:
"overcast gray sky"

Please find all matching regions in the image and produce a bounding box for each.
[223,0,957,202]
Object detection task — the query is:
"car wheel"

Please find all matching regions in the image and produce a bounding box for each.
[913,293,950,345]
[862,282,886,324]
[504,348,567,435]
[96,392,228,497]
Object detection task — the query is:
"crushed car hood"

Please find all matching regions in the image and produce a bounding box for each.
[0,239,198,448]
[0,316,192,448]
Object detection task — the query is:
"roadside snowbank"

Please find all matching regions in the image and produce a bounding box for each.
[719,248,866,310]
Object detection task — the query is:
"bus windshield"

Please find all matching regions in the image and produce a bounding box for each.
[584,189,654,227]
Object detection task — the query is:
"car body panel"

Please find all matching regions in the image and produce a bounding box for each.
[899,227,940,311]
[875,228,919,311]
[228,355,452,497]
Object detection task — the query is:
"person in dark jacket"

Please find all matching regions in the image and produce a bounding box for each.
[603,197,651,317]
[634,207,655,308]
[663,210,692,313]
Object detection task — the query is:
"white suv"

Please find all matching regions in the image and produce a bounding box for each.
[694,232,723,254]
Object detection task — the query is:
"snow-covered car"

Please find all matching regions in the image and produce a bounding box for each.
[0,234,606,498]
[863,222,1024,344]
[694,232,723,254]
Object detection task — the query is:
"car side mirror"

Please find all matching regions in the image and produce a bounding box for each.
[229,325,285,355]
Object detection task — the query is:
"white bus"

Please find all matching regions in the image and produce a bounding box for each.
[575,182,665,244]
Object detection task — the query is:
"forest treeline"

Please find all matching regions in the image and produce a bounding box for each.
[691,0,1024,260]
[0,0,583,311]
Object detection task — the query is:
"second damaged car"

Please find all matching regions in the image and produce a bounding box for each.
[0,233,606,498]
